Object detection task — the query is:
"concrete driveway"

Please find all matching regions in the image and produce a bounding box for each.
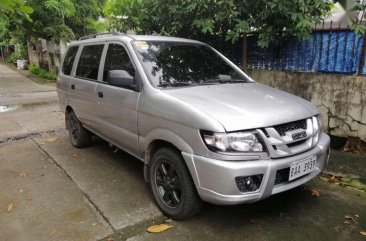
[0,63,365,241]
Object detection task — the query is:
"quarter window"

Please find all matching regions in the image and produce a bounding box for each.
[103,44,135,82]
[76,45,104,80]
[62,46,78,75]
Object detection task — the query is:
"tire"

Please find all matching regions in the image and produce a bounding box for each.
[150,147,203,220]
[68,111,91,148]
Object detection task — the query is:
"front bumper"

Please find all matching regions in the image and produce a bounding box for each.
[182,132,330,205]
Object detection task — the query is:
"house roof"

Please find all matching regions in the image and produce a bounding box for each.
[314,2,366,30]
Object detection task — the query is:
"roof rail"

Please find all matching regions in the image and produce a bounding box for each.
[78,32,125,40]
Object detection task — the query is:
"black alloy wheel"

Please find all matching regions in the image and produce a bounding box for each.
[150,147,203,220]
[155,160,182,208]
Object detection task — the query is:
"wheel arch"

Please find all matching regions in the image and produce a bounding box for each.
[142,129,193,165]
[142,129,195,182]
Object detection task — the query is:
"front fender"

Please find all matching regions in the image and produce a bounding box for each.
[140,128,200,186]
[141,128,194,163]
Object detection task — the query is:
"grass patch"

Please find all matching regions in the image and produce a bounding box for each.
[29,64,57,80]
[320,173,366,192]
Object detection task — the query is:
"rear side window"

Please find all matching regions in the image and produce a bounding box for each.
[62,46,78,75]
[103,44,135,82]
[76,45,104,80]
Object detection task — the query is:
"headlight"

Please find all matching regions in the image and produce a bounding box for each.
[316,114,322,131]
[201,130,264,152]
[312,115,322,145]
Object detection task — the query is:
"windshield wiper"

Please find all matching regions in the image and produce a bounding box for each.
[227,79,248,83]
[157,82,194,87]
[197,78,248,85]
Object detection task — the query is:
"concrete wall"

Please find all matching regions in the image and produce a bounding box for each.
[28,49,61,73]
[247,69,366,141]
[27,40,61,73]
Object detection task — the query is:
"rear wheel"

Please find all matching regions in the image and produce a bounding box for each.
[68,111,91,148]
[150,147,203,220]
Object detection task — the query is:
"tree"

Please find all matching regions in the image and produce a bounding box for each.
[0,19,11,47]
[0,1,32,62]
[17,0,105,43]
[0,0,33,23]
[44,0,75,24]
[337,0,366,35]
[104,0,334,47]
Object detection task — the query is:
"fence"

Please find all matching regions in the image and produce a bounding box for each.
[247,21,366,75]
[28,48,61,73]
[27,40,61,73]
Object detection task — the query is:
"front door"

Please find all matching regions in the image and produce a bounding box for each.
[95,43,140,155]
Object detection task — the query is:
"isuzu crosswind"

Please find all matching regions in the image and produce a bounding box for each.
[57,33,330,219]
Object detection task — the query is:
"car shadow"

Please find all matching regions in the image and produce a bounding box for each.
[90,136,318,226]
[69,135,364,241]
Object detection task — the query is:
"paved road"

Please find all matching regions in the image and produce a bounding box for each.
[0,63,365,241]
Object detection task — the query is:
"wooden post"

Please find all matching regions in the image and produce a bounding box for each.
[242,34,248,72]
[0,46,4,61]
[27,41,32,64]
[59,39,67,57]
[46,41,53,71]
[357,34,366,75]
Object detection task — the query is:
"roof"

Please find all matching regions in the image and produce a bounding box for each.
[128,35,202,43]
[314,2,366,30]
[68,33,202,46]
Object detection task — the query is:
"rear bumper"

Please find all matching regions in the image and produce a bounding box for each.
[182,133,330,205]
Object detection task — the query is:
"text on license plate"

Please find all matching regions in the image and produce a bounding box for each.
[289,156,316,181]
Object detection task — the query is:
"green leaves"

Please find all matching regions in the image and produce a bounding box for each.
[19,5,33,15]
[0,0,33,23]
[193,19,214,34]
[44,0,76,20]
[103,0,336,48]
[24,0,103,42]
[6,0,366,51]
[44,24,75,42]
[335,0,366,35]
[351,24,366,36]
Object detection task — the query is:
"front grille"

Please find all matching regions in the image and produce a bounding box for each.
[287,139,307,148]
[261,128,270,137]
[273,119,307,136]
[275,167,312,185]
[275,168,290,185]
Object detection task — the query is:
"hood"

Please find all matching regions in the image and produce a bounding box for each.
[163,83,318,132]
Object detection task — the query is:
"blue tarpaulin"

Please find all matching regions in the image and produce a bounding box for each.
[247,31,364,75]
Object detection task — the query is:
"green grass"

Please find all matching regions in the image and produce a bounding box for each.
[28,64,57,80]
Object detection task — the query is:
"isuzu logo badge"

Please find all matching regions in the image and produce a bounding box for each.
[292,131,307,140]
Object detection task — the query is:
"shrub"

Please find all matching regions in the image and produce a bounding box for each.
[28,64,57,80]
[6,51,24,63]
[28,64,41,75]
[5,44,28,63]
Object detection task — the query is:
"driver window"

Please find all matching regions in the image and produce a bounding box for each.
[103,43,135,82]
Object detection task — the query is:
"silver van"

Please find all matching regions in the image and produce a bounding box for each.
[57,33,330,220]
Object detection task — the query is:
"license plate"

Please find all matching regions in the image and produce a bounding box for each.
[289,156,316,181]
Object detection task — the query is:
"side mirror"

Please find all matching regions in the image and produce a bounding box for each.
[107,70,135,89]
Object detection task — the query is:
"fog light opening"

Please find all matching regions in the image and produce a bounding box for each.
[235,174,263,192]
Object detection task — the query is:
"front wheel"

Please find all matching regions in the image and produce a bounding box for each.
[150,147,203,220]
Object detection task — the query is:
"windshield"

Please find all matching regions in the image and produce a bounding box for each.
[132,40,250,87]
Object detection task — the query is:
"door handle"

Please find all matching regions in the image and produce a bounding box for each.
[97,91,103,98]
[71,84,75,90]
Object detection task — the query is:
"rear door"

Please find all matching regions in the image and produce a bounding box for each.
[58,45,79,110]
[95,42,140,155]
[70,44,105,128]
